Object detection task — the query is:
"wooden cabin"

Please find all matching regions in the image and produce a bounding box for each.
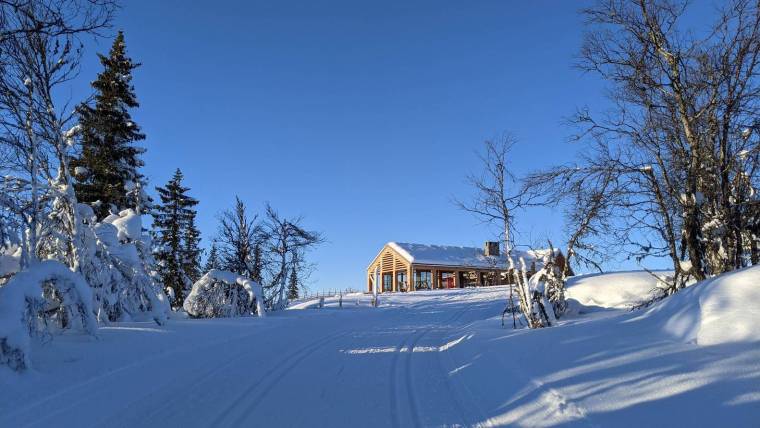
[366,241,568,293]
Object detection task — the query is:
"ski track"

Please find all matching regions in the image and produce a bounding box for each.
[389,330,410,428]
[400,301,473,428]
[100,332,269,427]
[4,289,517,428]
[213,329,354,427]
[6,325,273,428]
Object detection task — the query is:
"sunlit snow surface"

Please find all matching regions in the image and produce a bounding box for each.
[2,269,759,427]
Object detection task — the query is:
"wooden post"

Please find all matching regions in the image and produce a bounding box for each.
[392,264,397,292]
[432,269,438,289]
[454,270,461,289]
[407,265,413,292]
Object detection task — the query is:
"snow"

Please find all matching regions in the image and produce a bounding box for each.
[387,241,553,269]
[0,260,96,370]
[1,270,758,427]
[184,270,265,318]
[565,270,670,309]
[103,208,142,242]
[0,245,21,279]
[641,265,760,346]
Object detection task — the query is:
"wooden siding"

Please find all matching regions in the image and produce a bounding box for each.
[366,244,411,293]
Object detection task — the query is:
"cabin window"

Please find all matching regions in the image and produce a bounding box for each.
[396,271,407,291]
[382,273,393,292]
[415,271,431,290]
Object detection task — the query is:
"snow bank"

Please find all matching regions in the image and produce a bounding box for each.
[183,270,265,318]
[565,270,670,309]
[642,265,760,346]
[0,260,97,371]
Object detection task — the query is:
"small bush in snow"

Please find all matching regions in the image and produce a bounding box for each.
[183,270,265,318]
[0,260,97,371]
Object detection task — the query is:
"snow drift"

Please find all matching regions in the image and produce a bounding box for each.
[641,265,760,346]
[183,270,265,318]
[566,270,670,309]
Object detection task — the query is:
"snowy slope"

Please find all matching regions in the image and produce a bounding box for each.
[1,272,758,427]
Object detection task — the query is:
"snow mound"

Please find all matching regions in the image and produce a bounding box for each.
[566,270,669,309]
[184,270,265,318]
[642,265,760,346]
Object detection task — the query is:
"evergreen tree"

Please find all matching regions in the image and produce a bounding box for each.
[250,239,263,283]
[71,31,150,218]
[182,210,203,285]
[204,242,221,272]
[287,262,299,300]
[153,169,199,308]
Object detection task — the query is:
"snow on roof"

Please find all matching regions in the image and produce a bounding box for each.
[387,242,554,270]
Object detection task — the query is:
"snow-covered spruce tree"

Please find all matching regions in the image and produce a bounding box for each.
[95,209,170,323]
[70,31,151,219]
[154,169,199,309]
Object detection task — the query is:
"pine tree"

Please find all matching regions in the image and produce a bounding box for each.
[71,31,150,219]
[182,210,203,286]
[287,262,299,300]
[204,242,221,272]
[153,169,199,308]
[250,240,263,283]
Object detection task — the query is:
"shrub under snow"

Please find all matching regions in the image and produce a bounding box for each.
[0,260,97,371]
[80,207,169,323]
[183,270,265,318]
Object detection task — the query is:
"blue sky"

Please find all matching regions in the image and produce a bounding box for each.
[72,1,643,291]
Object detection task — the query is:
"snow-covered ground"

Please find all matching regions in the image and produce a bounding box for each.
[2,270,759,427]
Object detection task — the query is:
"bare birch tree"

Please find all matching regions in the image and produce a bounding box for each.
[528,0,760,298]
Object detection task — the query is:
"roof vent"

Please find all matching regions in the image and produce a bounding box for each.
[484,241,500,257]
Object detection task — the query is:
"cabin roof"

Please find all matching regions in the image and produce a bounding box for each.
[386,242,556,270]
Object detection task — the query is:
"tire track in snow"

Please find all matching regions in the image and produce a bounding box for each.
[211,329,353,427]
